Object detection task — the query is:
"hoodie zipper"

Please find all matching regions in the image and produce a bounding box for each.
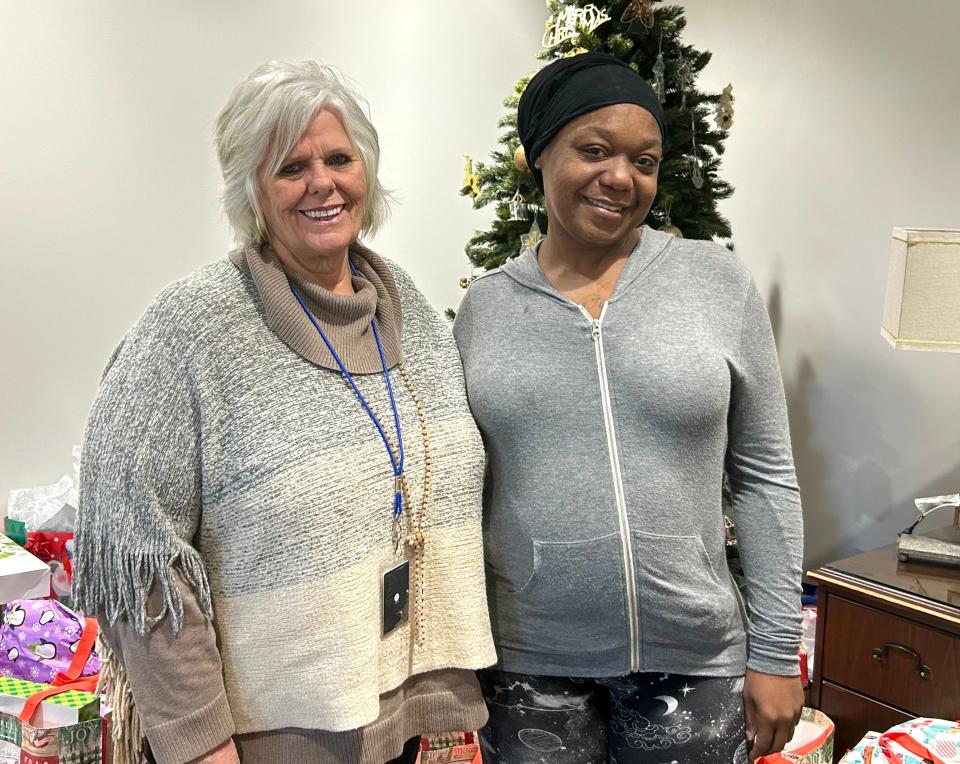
[580,304,640,673]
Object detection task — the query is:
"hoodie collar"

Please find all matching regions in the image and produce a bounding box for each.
[500,225,674,304]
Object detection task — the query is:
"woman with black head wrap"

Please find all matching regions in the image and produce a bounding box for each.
[453,53,804,763]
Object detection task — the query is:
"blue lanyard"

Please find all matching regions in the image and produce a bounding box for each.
[290,269,405,519]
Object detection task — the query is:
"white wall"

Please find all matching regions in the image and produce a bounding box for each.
[679,0,960,566]
[2,1,959,569]
[0,0,545,514]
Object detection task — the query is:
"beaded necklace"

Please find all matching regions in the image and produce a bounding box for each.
[290,266,430,644]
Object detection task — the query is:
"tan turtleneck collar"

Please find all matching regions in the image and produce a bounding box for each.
[228,241,403,374]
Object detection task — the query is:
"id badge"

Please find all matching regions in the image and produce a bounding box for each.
[381,559,410,636]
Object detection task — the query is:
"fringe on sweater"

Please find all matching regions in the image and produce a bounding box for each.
[74,543,212,635]
[97,635,148,764]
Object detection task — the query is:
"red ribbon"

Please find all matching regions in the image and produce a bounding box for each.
[53,616,98,686]
[878,727,959,764]
[18,675,99,724]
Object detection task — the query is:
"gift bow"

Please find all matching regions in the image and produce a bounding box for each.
[23,533,73,582]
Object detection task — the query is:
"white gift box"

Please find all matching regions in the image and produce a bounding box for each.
[0,534,51,603]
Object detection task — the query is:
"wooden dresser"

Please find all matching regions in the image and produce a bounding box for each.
[808,545,960,761]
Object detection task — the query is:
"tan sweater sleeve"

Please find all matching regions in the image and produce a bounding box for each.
[102,570,236,764]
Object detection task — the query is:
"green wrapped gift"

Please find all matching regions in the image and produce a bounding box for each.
[0,676,98,729]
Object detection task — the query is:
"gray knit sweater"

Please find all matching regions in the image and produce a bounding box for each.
[453,227,804,679]
[76,244,496,761]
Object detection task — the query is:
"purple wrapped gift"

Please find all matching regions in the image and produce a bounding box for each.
[0,599,99,683]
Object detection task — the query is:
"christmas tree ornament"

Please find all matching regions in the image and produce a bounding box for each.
[509,187,529,220]
[462,155,481,198]
[660,214,684,238]
[520,219,543,251]
[563,41,591,57]
[620,0,655,29]
[542,4,611,49]
[676,52,693,110]
[691,160,704,189]
[652,34,666,104]
[690,113,705,189]
[661,218,684,237]
[657,201,684,237]
[714,83,734,131]
[513,145,529,173]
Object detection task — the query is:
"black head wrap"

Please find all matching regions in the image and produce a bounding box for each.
[517,52,667,189]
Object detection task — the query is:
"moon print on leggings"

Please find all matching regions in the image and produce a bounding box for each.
[608,693,693,750]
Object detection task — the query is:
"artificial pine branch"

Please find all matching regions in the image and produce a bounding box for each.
[462,0,736,270]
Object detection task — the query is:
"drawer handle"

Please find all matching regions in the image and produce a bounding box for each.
[870,643,932,680]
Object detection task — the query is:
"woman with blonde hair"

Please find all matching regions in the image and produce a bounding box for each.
[76,60,495,764]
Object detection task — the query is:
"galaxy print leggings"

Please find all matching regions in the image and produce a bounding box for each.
[478,669,749,764]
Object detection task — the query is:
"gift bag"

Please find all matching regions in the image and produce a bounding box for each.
[759,708,834,763]
[21,535,73,607]
[839,720,960,763]
[0,601,99,685]
[0,711,107,764]
[876,718,960,763]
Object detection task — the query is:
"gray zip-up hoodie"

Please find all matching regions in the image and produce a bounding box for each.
[453,227,803,679]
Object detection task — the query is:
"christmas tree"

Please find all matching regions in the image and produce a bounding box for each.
[460,0,735,273]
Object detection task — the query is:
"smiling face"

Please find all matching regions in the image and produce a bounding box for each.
[535,103,662,256]
[257,108,366,280]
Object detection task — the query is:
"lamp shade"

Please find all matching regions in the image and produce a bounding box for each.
[881,228,960,352]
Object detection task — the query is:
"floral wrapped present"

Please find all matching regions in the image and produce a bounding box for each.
[0,601,99,685]
[838,732,881,763]
[877,718,960,763]
[840,719,960,763]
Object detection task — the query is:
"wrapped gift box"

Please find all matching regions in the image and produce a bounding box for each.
[418,732,482,764]
[418,744,481,764]
[0,539,50,606]
[0,711,107,764]
[0,677,98,730]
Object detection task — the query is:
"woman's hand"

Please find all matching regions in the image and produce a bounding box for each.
[742,668,803,760]
[187,739,240,764]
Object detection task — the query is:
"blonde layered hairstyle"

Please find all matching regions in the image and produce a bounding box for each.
[214,60,391,248]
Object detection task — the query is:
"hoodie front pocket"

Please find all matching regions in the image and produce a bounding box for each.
[489,532,628,660]
[633,531,738,649]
